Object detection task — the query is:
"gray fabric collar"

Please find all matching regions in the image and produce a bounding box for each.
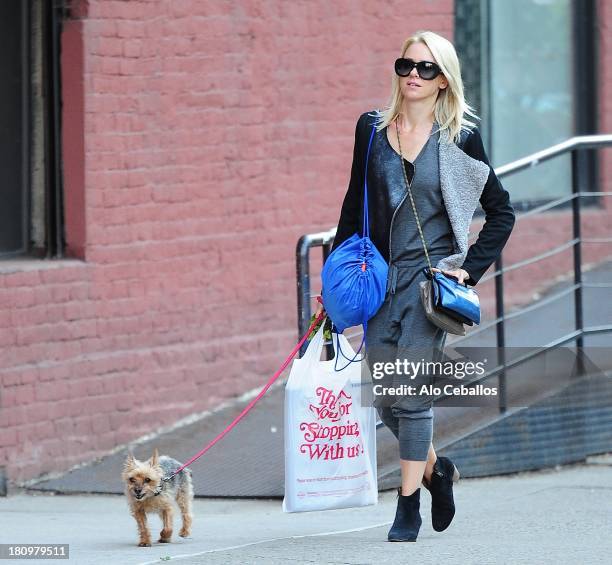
[436,130,490,272]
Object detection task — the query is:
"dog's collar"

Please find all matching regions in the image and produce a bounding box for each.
[153,475,171,496]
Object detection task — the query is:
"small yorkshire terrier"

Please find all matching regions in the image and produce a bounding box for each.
[122,448,194,547]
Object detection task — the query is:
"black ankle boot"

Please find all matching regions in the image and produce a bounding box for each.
[422,455,460,532]
[387,487,422,542]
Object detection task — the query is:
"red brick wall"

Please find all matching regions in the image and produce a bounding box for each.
[1,0,609,484]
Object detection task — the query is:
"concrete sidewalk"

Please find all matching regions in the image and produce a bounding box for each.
[2,455,610,565]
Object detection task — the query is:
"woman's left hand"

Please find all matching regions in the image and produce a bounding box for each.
[431,267,471,286]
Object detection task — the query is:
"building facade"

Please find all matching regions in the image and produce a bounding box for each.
[0,0,610,484]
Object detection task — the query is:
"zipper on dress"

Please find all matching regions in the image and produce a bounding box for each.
[388,160,415,266]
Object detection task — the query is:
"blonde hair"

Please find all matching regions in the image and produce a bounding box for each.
[373,30,480,145]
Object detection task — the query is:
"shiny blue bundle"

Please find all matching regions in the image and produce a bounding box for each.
[321,232,388,333]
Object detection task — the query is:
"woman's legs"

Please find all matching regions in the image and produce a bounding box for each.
[393,271,448,494]
[367,254,460,539]
[367,260,447,495]
[376,404,437,493]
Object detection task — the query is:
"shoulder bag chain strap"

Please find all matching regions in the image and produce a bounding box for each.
[395,119,434,274]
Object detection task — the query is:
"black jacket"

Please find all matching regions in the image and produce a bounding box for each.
[330,111,516,287]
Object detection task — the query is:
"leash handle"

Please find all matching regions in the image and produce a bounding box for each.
[163,309,327,481]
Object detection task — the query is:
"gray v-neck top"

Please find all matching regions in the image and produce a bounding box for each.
[369,120,455,263]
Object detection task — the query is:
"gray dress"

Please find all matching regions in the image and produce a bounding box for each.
[365,120,452,461]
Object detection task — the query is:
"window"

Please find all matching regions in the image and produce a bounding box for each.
[1,0,64,259]
[455,0,598,210]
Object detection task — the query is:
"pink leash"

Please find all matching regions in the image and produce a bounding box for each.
[159,304,326,485]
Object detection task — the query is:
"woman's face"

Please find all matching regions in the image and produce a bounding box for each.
[399,42,448,102]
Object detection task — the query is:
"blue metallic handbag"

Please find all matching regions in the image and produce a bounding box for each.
[321,123,388,334]
[424,267,481,325]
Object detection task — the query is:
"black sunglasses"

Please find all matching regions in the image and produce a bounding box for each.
[394,57,443,80]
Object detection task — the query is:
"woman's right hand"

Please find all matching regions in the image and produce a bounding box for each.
[307,299,327,340]
[314,293,326,319]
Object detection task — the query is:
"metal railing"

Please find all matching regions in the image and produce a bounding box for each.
[296,133,612,414]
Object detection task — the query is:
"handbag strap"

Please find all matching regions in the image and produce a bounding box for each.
[362,123,377,239]
[395,119,434,274]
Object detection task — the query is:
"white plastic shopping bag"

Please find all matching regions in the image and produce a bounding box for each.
[282,321,378,512]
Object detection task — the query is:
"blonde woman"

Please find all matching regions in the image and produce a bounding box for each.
[319,30,515,541]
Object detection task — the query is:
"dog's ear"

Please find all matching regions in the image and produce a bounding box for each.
[150,448,159,467]
[123,451,137,470]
